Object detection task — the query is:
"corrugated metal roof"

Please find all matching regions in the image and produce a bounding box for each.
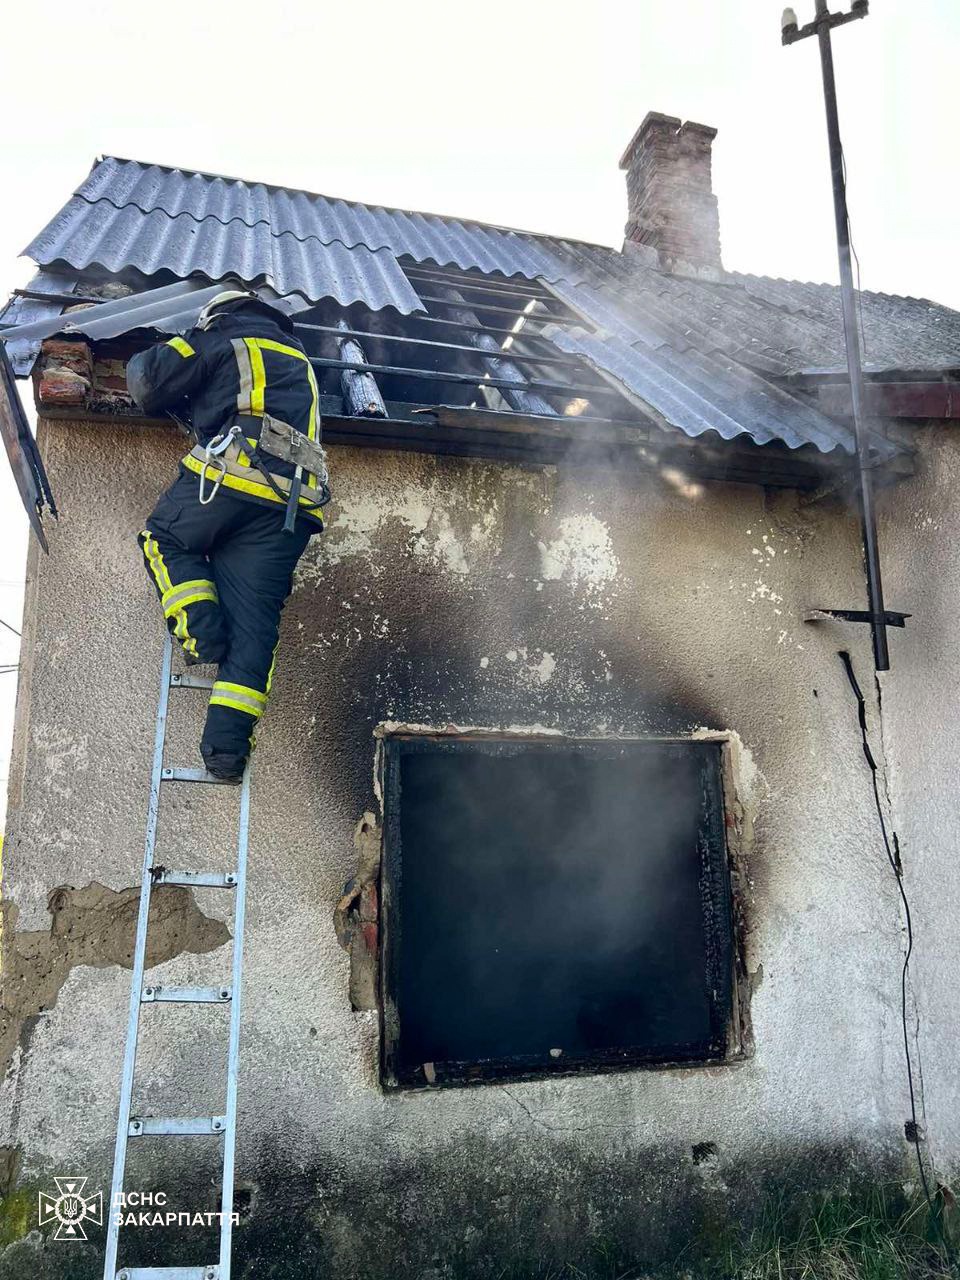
[0,278,324,346]
[0,271,80,375]
[544,323,890,457]
[27,197,425,314]
[2,279,227,344]
[10,153,959,459]
[726,272,960,372]
[2,265,867,456]
[24,157,591,315]
[560,244,960,376]
[71,157,591,270]
[69,157,591,281]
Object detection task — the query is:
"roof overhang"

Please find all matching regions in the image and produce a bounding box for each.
[787,368,960,420]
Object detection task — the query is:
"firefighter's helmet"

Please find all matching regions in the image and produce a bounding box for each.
[196,289,259,330]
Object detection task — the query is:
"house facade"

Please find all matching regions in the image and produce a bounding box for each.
[0,112,958,1278]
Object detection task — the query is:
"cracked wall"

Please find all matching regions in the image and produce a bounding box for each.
[0,416,955,1276]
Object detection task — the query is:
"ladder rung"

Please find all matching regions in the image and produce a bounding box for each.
[161,767,238,785]
[142,985,231,1004]
[153,869,237,889]
[128,1116,226,1137]
[105,635,244,1280]
[170,672,215,690]
[117,1267,220,1279]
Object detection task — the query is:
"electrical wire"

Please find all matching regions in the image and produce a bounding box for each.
[840,147,868,362]
[838,651,941,1229]
[0,617,20,638]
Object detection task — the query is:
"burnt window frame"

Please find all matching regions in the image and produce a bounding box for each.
[378,731,748,1091]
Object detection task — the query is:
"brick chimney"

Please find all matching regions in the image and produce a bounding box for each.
[619,111,722,277]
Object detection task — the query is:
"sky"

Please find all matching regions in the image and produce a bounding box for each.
[0,0,957,823]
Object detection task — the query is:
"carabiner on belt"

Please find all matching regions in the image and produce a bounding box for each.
[197,424,242,506]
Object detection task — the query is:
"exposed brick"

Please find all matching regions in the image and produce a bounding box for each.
[359,881,378,923]
[37,369,89,406]
[332,812,381,1011]
[40,338,92,378]
[620,111,722,274]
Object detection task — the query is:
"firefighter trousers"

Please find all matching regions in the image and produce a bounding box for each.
[138,469,313,772]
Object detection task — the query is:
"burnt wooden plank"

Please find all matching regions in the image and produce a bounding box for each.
[335,319,387,418]
[818,381,960,419]
[428,285,558,416]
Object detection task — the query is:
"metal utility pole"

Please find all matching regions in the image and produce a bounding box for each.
[783,0,890,671]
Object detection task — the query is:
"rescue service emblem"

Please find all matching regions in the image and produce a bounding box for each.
[38,1176,103,1240]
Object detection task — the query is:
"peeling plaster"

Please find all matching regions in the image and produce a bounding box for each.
[690,726,767,847]
[300,464,512,579]
[6,421,950,1272]
[0,883,230,1078]
[333,813,382,1011]
[497,648,558,685]
[538,514,620,597]
[533,652,557,684]
[29,729,90,803]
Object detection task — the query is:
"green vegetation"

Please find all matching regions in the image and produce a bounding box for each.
[0,1184,35,1248]
[682,1185,956,1280]
[492,1185,957,1280]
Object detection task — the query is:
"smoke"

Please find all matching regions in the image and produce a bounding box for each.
[391,736,730,1075]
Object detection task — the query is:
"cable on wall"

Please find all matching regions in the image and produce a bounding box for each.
[837,650,939,1222]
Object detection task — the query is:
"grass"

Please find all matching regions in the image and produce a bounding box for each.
[694,1185,956,1280]
[490,1184,958,1280]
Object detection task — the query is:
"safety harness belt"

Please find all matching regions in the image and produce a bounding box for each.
[189,413,329,530]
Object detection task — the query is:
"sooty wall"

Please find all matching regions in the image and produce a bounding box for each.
[381,735,735,1088]
[0,417,936,1278]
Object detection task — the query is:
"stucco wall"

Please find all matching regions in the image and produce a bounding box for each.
[0,417,953,1277]
[877,424,960,1164]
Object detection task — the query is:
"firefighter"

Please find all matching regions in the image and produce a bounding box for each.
[126,290,329,783]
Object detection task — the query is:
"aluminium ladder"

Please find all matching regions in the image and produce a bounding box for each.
[103,633,251,1280]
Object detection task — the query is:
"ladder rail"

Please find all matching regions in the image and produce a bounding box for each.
[103,635,174,1280]
[105,633,252,1280]
[218,768,251,1275]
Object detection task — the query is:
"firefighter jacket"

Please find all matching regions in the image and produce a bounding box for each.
[127,304,325,528]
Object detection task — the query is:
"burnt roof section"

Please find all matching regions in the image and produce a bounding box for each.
[6,154,959,458]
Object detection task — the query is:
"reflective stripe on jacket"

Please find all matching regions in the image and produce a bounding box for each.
[126,304,325,523]
[182,441,326,528]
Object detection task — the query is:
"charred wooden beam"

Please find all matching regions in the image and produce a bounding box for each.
[316,405,842,489]
[335,318,386,418]
[294,320,581,368]
[817,380,960,420]
[430,285,559,416]
[306,355,605,399]
[419,291,571,321]
[403,268,554,301]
